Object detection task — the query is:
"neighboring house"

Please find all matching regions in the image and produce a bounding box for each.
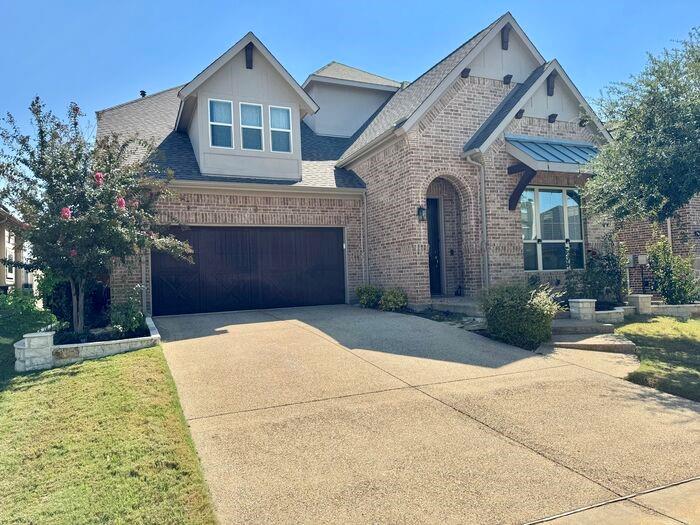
[98,12,612,316]
[617,197,700,293]
[0,205,31,293]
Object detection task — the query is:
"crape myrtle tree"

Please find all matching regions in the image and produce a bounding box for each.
[0,98,191,333]
[583,28,700,222]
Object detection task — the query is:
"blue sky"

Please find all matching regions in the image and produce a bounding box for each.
[2,0,698,131]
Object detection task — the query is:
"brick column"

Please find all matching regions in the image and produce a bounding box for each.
[14,331,55,372]
[569,299,596,321]
[628,294,653,315]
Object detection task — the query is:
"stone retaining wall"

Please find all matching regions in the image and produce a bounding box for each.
[14,318,161,372]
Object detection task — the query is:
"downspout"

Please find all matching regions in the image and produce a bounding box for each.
[362,191,370,285]
[465,153,490,289]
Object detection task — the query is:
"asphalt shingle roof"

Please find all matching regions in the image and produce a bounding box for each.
[337,15,504,164]
[96,88,365,190]
[462,63,548,153]
[310,61,401,88]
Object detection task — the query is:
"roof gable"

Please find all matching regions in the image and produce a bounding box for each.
[337,12,546,166]
[462,60,611,157]
[177,32,318,118]
[303,62,401,91]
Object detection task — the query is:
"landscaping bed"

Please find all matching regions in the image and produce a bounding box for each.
[0,341,216,524]
[616,315,700,402]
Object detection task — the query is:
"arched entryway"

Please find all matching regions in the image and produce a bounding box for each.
[425,177,465,297]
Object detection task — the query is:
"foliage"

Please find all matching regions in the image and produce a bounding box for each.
[379,288,408,312]
[0,346,216,523]
[618,315,700,401]
[0,289,56,342]
[110,285,146,335]
[0,98,192,332]
[36,270,109,328]
[565,236,629,309]
[481,283,561,351]
[356,284,383,309]
[583,29,700,222]
[647,237,699,304]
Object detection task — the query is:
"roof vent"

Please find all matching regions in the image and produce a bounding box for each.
[139,90,146,98]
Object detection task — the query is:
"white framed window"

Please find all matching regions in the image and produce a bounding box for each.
[208,99,234,149]
[520,186,584,271]
[5,246,14,281]
[240,102,264,151]
[269,105,292,153]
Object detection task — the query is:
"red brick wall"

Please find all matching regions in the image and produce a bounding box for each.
[112,189,364,314]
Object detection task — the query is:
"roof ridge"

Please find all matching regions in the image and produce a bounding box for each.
[96,85,184,115]
[314,60,401,86]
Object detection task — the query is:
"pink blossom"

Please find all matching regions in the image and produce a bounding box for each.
[116,196,126,210]
[60,207,72,220]
[94,172,104,186]
[69,248,78,257]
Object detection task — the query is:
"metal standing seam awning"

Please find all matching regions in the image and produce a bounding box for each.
[504,134,599,210]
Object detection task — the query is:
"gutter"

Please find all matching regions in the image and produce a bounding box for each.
[464,152,491,289]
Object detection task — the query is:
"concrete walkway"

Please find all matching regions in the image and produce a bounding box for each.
[155,305,700,524]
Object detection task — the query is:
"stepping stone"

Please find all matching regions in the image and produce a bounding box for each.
[549,333,636,354]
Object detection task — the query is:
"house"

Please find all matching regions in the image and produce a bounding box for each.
[98,12,612,316]
[0,205,32,293]
[617,199,700,293]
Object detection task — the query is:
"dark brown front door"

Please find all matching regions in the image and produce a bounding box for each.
[151,226,346,315]
[427,198,442,296]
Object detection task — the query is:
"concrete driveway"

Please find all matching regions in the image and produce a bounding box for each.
[155,305,700,524]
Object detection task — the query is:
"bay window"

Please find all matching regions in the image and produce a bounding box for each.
[269,106,292,153]
[208,99,233,148]
[520,187,584,271]
[240,103,264,151]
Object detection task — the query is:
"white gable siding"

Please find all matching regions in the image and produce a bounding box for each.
[522,77,582,122]
[188,46,302,180]
[467,31,540,84]
[303,82,393,138]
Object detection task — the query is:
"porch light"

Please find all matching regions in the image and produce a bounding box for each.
[417,206,427,221]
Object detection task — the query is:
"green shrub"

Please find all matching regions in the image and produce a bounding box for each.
[356,284,383,309]
[481,283,560,350]
[379,288,408,312]
[110,285,145,335]
[565,236,628,309]
[0,289,56,342]
[647,237,699,305]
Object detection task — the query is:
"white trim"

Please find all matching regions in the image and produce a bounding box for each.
[169,178,365,196]
[208,98,234,149]
[268,105,293,154]
[521,186,585,272]
[239,102,264,151]
[178,32,318,114]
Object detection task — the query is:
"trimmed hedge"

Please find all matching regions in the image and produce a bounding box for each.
[379,288,408,312]
[356,285,382,309]
[481,283,560,351]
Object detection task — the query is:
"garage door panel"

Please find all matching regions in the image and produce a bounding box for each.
[151,227,345,315]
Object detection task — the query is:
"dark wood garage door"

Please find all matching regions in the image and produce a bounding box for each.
[151,226,346,316]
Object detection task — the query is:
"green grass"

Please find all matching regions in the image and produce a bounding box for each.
[616,316,700,402]
[0,341,216,524]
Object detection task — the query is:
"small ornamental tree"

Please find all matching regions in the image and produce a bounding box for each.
[0,98,191,332]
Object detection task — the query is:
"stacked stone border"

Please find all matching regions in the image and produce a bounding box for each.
[14,317,161,372]
[570,294,700,324]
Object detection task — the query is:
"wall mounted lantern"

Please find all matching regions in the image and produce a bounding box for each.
[417,206,427,222]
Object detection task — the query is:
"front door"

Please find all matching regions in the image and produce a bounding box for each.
[427,198,442,295]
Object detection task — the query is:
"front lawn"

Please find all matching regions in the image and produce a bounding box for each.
[0,341,216,524]
[616,316,700,402]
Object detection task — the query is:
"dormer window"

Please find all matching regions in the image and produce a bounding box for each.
[209,99,233,148]
[240,103,264,151]
[270,106,292,153]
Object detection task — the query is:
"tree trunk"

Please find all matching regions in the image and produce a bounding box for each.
[69,278,85,333]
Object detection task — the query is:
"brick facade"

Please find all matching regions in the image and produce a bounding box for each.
[349,75,605,306]
[112,189,364,314]
[617,195,700,293]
